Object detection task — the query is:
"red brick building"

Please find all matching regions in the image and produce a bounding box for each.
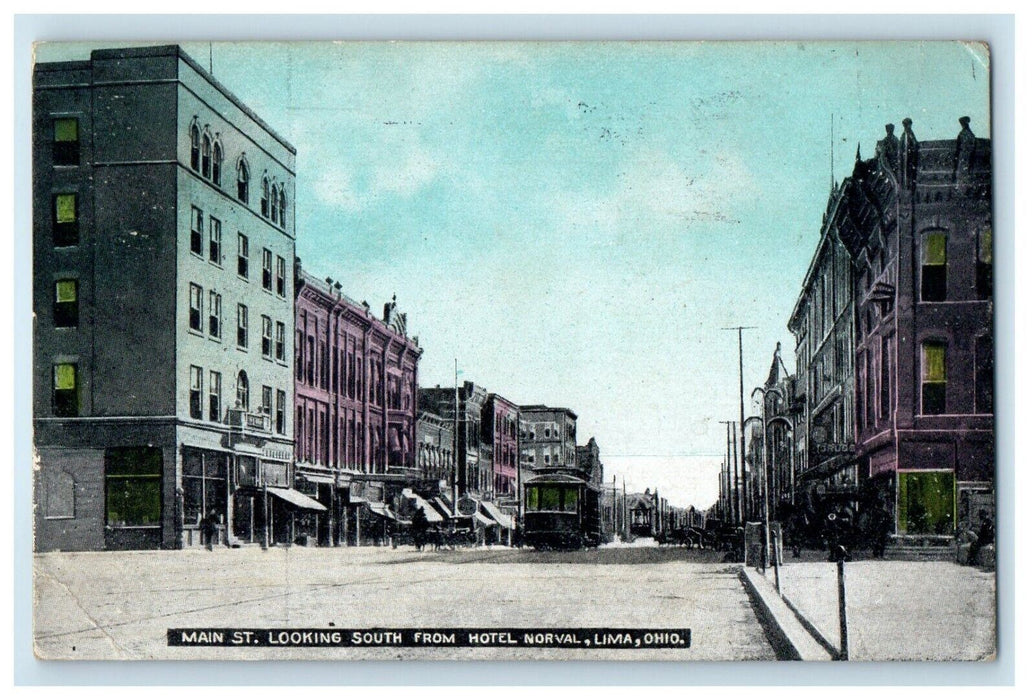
[294,268,421,545]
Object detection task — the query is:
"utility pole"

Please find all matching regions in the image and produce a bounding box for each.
[722,326,756,529]
[723,420,739,523]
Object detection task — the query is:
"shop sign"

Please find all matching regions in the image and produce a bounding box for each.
[262,461,289,487]
[457,497,477,516]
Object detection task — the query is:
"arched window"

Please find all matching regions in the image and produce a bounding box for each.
[236,370,250,411]
[236,157,249,204]
[921,231,948,302]
[201,132,212,179]
[211,140,222,186]
[279,186,286,227]
[189,122,200,171]
[270,183,279,223]
[261,176,270,218]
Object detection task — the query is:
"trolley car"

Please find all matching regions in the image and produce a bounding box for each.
[522,473,601,550]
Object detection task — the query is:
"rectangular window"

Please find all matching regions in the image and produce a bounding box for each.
[52,362,78,417]
[275,321,285,361]
[261,315,272,358]
[236,304,249,348]
[208,217,222,264]
[276,256,287,297]
[237,233,249,279]
[188,283,202,332]
[189,365,203,419]
[209,370,222,422]
[898,471,955,536]
[54,193,78,246]
[921,342,947,415]
[276,389,286,435]
[105,447,162,527]
[921,232,948,302]
[262,248,273,291]
[190,206,203,255]
[53,117,80,165]
[261,385,273,421]
[977,227,992,299]
[975,335,994,414]
[208,291,222,339]
[54,279,78,328]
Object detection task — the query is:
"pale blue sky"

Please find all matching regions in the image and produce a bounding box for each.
[37,41,990,508]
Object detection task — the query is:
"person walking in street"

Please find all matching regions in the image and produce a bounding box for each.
[411,505,429,551]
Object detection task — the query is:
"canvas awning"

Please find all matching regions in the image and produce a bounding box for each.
[402,488,444,523]
[432,497,455,519]
[473,511,495,528]
[300,472,335,485]
[266,487,327,512]
[481,501,515,529]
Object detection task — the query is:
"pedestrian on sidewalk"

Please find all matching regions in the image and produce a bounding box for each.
[967,510,994,566]
[868,502,893,559]
[201,509,218,551]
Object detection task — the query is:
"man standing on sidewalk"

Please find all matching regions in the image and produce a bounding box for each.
[967,510,994,566]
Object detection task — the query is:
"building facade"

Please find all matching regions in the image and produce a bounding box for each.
[482,394,520,500]
[419,381,488,501]
[34,45,297,551]
[518,406,578,477]
[417,410,455,491]
[294,270,422,545]
[787,177,859,511]
[837,118,993,538]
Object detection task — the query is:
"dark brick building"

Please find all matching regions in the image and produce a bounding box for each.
[837,117,993,539]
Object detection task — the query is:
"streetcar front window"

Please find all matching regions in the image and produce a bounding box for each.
[526,487,539,511]
[540,487,560,510]
[563,488,578,513]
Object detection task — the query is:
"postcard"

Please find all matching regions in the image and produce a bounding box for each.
[30,40,996,661]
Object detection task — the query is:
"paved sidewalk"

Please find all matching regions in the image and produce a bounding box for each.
[760,560,996,661]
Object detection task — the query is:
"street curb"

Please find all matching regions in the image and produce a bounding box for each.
[739,566,835,661]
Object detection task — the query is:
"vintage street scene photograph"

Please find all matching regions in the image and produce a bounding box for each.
[30,40,996,662]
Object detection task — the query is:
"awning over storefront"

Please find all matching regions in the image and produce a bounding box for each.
[402,488,444,523]
[300,472,335,485]
[267,487,327,512]
[367,502,409,523]
[481,501,515,529]
[473,511,495,528]
[433,497,454,518]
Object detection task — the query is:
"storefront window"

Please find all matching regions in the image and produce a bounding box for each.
[105,447,162,527]
[898,471,955,535]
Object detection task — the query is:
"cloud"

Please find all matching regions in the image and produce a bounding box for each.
[371,145,439,197]
[309,163,363,212]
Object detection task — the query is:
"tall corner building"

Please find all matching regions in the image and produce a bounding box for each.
[33,45,297,551]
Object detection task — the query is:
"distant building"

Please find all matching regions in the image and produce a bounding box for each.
[416,410,454,490]
[787,181,858,511]
[294,270,421,545]
[518,405,578,479]
[33,45,297,551]
[576,437,604,487]
[419,381,488,500]
[482,394,520,500]
[837,118,993,538]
